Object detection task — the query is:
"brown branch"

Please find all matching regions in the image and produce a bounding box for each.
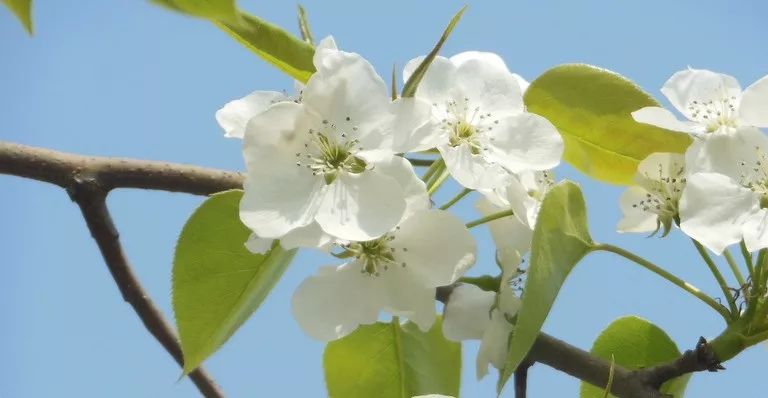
[513,360,532,398]
[0,140,228,397]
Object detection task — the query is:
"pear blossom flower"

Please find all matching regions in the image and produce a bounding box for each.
[679,127,768,253]
[216,88,297,139]
[617,153,687,236]
[632,68,768,136]
[291,209,476,341]
[402,52,563,190]
[442,252,524,378]
[239,37,432,242]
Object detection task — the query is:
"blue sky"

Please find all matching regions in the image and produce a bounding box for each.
[1,0,766,397]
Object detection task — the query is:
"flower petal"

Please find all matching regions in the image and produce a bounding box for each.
[403,55,459,106]
[453,52,524,115]
[244,233,274,254]
[442,284,495,341]
[661,69,742,121]
[390,209,476,287]
[312,36,339,73]
[439,144,509,190]
[740,74,768,127]
[486,112,564,173]
[315,168,406,241]
[679,172,759,254]
[216,91,289,138]
[279,222,332,251]
[476,310,512,379]
[631,106,701,134]
[743,209,768,252]
[476,196,533,264]
[617,186,660,233]
[373,156,429,220]
[685,126,768,179]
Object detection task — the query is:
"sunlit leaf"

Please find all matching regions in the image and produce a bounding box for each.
[152,0,238,23]
[173,190,296,374]
[499,181,594,392]
[324,318,461,398]
[524,64,692,185]
[580,316,691,398]
[2,0,33,34]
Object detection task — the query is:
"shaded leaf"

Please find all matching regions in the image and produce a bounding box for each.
[2,0,33,34]
[324,318,461,398]
[297,4,314,45]
[173,190,296,373]
[524,64,692,185]
[499,181,594,391]
[215,11,316,83]
[152,0,238,23]
[581,316,691,398]
[401,6,466,98]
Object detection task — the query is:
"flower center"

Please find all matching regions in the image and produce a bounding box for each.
[438,97,499,155]
[335,232,409,277]
[686,97,738,133]
[295,118,368,184]
[631,160,686,235]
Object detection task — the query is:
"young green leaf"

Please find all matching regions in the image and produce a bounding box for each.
[524,64,692,185]
[2,0,33,34]
[324,318,461,398]
[215,11,316,83]
[580,316,691,398]
[498,181,594,392]
[151,0,238,23]
[173,190,296,374]
[297,4,314,45]
[400,6,467,98]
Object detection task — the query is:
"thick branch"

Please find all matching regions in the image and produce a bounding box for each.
[0,140,243,194]
[68,176,224,397]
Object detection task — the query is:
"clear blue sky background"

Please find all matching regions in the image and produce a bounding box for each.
[1,1,766,397]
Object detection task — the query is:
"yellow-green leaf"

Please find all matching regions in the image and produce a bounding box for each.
[2,0,33,34]
[215,11,316,83]
[173,190,296,374]
[151,0,238,23]
[580,316,691,398]
[499,181,594,392]
[296,4,314,45]
[524,64,692,185]
[324,318,461,398]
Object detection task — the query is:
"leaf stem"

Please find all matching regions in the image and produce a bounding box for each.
[593,243,732,322]
[439,188,472,210]
[466,209,515,229]
[740,240,755,280]
[692,239,739,317]
[421,158,443,183]
[427,168,450,195]
[724,249,747,287]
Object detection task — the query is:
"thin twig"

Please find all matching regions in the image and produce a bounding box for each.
[514,360,533,398]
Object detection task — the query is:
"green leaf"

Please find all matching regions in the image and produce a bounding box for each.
[580,316,691,398]
[2,0,33,34]
[524,64,692,185]
[499,181,594,392]
[172,190,296,374]
[324,318,461,398]
[401,6,466,98]
[215,11,316,83]
[296,4,314,45]
[151,0,238,23]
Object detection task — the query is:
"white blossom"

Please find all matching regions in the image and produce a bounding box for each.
[633,68,768,136]
[617,153,686,236]
[239,37,432,242]
[291,209,476,341]
[402,52,563,190]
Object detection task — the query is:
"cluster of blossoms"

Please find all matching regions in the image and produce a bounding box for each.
[217,36,564,376]
[620,68,768,255]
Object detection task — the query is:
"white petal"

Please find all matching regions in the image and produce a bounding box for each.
[216,91,289,138]
[303,50,389,130]
[740,74,768,127]
[279,222,332,251]
[390,209,476,287]
[315,168,406,241]
[476,310,513,379]
[244,233,274,254]
[476,196,533,263]
[439,144,509,190]
[743,209,768,252]
[374,156,430,220]
[636,152,686,179]
[402,55,459,105]
[631,106,701,134]
[617,186,659,233]
[661,69,742,121]
[363,97,434,157]
[312,36,340,74]
[486,112,564,173]
[511,73,530,93]
[685,126,768,179]
[442,284,495,341]
[453,52,524,115]
[679,173,759,254]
